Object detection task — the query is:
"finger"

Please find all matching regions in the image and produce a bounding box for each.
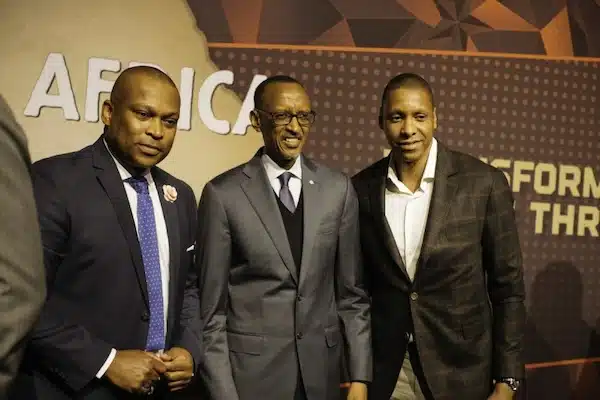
[164,370,193,381]
[168,378,191,387]
[168,378,192,391]
[143,366,161,382]
[155,350,174,361]
[150,358,168,374]
[162,350,177,359]
[164,359,190,372]
[146,351,161,359]
[158,353,174,362]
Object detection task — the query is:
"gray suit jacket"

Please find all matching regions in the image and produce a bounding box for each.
[0,95,46,396]
[196,150,371,400]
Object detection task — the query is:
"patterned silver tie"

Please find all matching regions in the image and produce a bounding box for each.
[278,172,296,213]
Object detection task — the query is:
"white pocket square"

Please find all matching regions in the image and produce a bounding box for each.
[186,244,195,252]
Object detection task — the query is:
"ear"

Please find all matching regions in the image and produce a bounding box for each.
[378,113,384,130]
[101,99,114,126]
[433,107,438,130]
[249,110,261,132]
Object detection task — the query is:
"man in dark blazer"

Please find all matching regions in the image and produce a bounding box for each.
[196,75,371,400]
[10,66,202,399]
[0,95,46,396]
[352,73,525,400]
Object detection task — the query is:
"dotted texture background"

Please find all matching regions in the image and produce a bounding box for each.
[209,47,600,392]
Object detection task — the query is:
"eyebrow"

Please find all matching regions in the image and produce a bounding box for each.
[130,104,179,117]
[268,107,312,112]
[387,109,429,115]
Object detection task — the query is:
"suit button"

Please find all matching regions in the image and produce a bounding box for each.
[410,292,419,301]
[141,311,150,321]
[297,295,303,302]
[296,332,303,340]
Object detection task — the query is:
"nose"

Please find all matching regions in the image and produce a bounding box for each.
[286,115,302,134]
[147,117,164,139]
[402,117,416,136]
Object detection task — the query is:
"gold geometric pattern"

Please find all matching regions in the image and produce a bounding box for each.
[189,0,600,56]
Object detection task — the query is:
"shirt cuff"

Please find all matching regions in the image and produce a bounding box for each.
[96,348,117,379]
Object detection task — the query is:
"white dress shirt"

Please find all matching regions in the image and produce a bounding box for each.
[261,153,303,205]
[385,139,438,281]
[96,141,171,378]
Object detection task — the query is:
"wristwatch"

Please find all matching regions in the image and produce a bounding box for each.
[495,377,521,392]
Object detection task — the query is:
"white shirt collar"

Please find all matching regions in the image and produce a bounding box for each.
[261,151,303,183]
[103,139,154,185]
[422,138,438,181]
[387,138,438,193]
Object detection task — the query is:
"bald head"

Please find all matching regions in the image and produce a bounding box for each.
[110,66,178,107]
[381,73,435,110]
[101,66,181,174]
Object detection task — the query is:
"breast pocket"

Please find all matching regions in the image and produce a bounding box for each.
[183,243,195,265]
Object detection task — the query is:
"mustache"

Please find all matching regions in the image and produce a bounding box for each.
[138,142,162,150]
[392,139,421,145]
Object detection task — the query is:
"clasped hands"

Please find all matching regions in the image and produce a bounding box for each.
[105,347,194,395]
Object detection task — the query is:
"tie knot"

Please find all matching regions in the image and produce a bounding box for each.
[278,172,293,187]
[126,176,149,194]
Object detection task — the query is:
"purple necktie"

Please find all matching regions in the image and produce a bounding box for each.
[126,177,165,351]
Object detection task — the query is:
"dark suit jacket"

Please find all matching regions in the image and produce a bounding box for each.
[352,143,525,400]
[196,150,371,400]
[0,95,46,396]
[10,137,202,399]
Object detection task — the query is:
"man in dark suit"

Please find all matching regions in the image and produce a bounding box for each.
[352,73,525,400]
[196,75,371,400]
[0,95,46,396]
[10,66,202,399]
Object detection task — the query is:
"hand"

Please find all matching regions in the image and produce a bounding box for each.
[158,347,194,391]
[347,381,368,400]
[105,350,167,394]
[488,383,515,400]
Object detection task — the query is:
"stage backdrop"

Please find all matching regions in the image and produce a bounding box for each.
[1,0,599,398]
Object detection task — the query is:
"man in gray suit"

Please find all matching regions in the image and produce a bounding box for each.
[0,95,46,396]
[196,75,371,400]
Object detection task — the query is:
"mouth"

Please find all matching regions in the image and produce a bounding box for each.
[137,143,161,156]
[397,140,421,150]
[281,137,302,149]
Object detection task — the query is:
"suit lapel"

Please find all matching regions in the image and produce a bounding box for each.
[298,159,320,286]
[92,138,149,306]
[417,145,459,272]
[153,169,180,336]
[369,157,410,281]
[241,153,298,283]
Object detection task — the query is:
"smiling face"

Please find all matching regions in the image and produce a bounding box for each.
[381,86,437,166]
[250,81,312,169]
[101,70,180,174]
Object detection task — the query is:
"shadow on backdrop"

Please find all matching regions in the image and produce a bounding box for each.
[524,261,600,400]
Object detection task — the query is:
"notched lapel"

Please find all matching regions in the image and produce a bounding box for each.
[92,139,149,306]
[241,156,298,283]
[298,160,321,286]
[154,170,181,336]
[369,159,410,281]
[418,146,459,270]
